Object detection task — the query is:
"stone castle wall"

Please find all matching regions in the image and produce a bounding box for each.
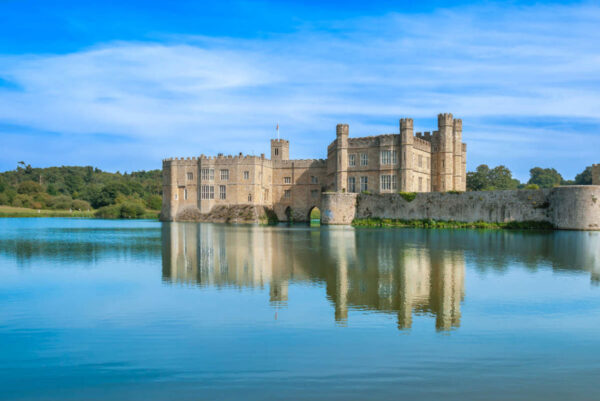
[321,186,600,230]
[162,113,467,222]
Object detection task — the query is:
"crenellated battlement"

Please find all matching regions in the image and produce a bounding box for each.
[438,113,454,127]
[400,118,414,130]
[161,113,467,222]
[413,137,432,151]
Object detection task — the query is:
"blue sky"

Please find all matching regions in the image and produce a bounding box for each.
[0,0,598,181]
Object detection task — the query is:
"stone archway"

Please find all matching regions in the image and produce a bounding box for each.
[284,206,293,223]
[308,206,321,226]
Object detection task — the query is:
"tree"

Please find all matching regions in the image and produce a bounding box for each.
[488,165,519,190]
[574,166,592,185]
[528,167,563,188]
[467,165,490,191]
[17,180,43,194]
[467,164,520,191]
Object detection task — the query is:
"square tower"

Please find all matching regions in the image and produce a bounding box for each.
[271,139,289,161]
[593,164,600,185]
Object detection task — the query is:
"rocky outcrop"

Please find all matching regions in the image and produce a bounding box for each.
[172,205,277,224]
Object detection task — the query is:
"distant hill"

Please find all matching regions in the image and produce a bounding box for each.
[0,163,162,218]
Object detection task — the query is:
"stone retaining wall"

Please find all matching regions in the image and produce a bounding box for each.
[321,186,600,230]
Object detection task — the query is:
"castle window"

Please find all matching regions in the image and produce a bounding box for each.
[244,171,249,180]
[360,153,368,166]
[427,178,430,190]
[284,189,291,199]
[380,175,397,191]
[220,169,229,180]
[348,154,356,167]
[201,168,214,180]
[311,176,318,184]
[360,176,368,192]
[187,172,193,180]
[219,185,226,200]
[380,150,397,165]
[248,193,252,202]
[418,155,423,168]
[311,189,319,198]
[284,177,291,184]
[201,185,214,200]
[418,177,423,192]
[347,177,356,193]
[380,150,391,165]
[174,193,178,200]
[184,188,188,200]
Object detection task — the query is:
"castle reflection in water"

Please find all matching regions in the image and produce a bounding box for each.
[162,223,600,331]
[162,223,465,331]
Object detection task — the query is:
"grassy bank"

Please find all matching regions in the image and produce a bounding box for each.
[352,217,554,230]
[0,205,159,219]
[0,206,95,218]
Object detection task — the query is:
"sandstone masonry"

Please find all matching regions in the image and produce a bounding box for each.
[593,164,600,185]
[321,187,600,230]
[162,113,467,222]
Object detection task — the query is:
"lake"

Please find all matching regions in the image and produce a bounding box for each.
[1,218,599,400]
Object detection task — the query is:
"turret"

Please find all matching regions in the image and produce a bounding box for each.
[400,118,414,191]
[271,139,289,161]
[453,119,464,191]
[335,124,349,192]
[437,113,454,191]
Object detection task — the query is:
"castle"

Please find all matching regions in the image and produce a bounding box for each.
[593,164,600,185]
[162,113,467,222]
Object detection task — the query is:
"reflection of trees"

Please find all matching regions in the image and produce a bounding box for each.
[162,224,600,330]
[0,227,161,267]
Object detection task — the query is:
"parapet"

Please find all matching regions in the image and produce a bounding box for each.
[162,157,200,166]
[271,138,289,145]
[413,137,432,151]
[453,119,462,131]
[438,113,454,127]
[400,118,413,131]
[336,124,349,137]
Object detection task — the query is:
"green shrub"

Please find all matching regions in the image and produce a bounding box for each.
[94,204,121,219]
[524,184,540,190]
[71,199,91,211]
[17,180,43,195]
[0,193,8,205]
[144,194,162,210]
[48,195,73,210]
[399,192,417,202]
[446,190,461,194]
[12,194,35,208]
[119,201,146,218]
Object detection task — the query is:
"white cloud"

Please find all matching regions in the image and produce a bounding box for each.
[0,3,599,179]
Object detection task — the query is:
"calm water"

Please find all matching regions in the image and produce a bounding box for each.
[1,218,600,400]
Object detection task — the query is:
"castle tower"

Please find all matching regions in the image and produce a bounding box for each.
[453,119,464,191]
[335,124,349,192]
[593,164,600,185]
[271,139,289,161]
[437,113,454,192]
[400,118,414,191]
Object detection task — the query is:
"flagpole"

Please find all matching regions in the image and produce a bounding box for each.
[277,122,280,140]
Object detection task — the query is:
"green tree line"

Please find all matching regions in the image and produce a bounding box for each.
[0,162,162,218]
[466,165,594,191]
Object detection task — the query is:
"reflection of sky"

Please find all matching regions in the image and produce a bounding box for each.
[1,218,600,400]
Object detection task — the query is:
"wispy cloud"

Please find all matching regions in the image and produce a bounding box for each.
[0,3,599,179]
